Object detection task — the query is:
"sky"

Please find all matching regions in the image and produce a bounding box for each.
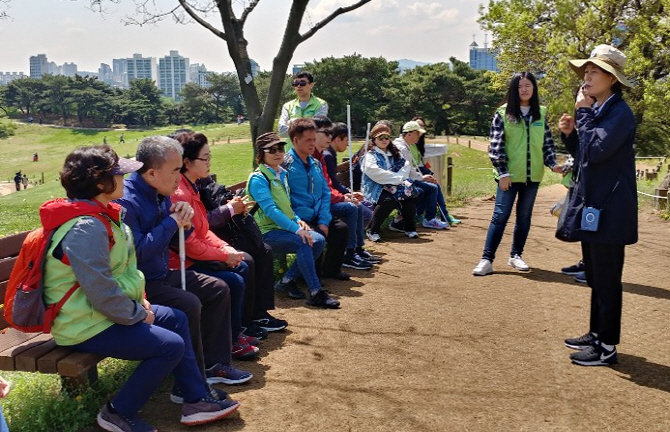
[0,0,491,74]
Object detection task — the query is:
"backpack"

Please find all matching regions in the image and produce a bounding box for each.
[4,213,114,333]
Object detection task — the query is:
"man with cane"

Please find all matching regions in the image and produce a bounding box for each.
[117,136,252,394]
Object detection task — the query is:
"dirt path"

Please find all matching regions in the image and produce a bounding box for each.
[132,184,670,432]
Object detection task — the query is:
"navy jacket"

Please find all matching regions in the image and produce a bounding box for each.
[560,92,638,245]
[116,172,192,280]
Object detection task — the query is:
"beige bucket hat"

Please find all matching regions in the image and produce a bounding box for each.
[569,44,633,88]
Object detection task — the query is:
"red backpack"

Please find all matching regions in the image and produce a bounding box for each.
[4,213,114,333]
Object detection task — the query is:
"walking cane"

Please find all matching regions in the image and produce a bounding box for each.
[179,226,186,290]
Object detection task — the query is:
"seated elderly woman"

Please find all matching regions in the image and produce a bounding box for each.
[169,131,260,360]
[43,145,239,432]
[247,132,340,309]
[361,124,420,241]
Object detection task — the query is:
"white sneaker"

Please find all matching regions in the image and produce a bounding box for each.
[366,230,381,242]
[472,259,493,276]
[421,218,448,230]
[508,255,530,271]
[405,231,419,239]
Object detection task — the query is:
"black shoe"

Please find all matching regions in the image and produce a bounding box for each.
[571,342,617,366]
[274,279,306,299]
[356,248,381,264]
[564,332,597,350]
[306,290,340,309]
[322,271,351,280]
[574,271,587,284]
[342,254,373,270]
[388,219,405,233]
[253,312,288,332]
[242,323,268,340]
[561,260,585,276]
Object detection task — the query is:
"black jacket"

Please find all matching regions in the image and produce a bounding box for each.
[559,92,638,245]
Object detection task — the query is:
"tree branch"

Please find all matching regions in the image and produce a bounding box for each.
[240,0,261,25]
[298,0,372,43]
[178,0,226,40]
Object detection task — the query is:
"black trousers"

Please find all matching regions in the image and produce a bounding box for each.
[309,217,348,277]
[581,242,625,345]
[212,225,276,322]
[368,190,417,233]
[145,270,232,376]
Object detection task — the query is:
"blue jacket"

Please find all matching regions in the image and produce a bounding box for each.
[282,148,332,225]
[560,92,637,245]
[116,172,192,280]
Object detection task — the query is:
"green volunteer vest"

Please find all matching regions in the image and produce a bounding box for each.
[249,165,296,234]
[496,104,546,183]
[283,95,326,149]
[43,216,145,346]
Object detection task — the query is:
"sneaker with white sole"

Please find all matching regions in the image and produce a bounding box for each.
[564,332,597,350]
[421,218,449,230]
[561,260,585,276]
[388,219,405,232]
[342,254,373,270]
[508,255,530,271]
[405,231,419,239]
[366,230,381,242]
[171,385,229,404]
[472,259,493,276]
[571,342,617,366]
[574,271,587,284]
[181,397,240,426]
[205,363,253,385]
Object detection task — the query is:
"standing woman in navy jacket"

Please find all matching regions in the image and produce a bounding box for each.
[559,45,637,367]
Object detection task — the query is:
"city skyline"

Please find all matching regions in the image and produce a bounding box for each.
[1,0,488,74]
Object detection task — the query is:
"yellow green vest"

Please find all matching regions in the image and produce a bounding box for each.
[43,216,145,346]
[283,95,326,149]
[248,165,296,234]
[497,104,546,183]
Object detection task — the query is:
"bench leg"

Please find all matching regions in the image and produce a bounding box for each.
[61,367,99,392]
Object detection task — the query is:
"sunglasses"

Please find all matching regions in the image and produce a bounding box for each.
[316,129,332,136]
[263,144,286,154]
[292,80,309,87]
[374,134,392,140]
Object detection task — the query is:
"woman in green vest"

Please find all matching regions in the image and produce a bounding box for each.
[247,132,339,309]
[473,72,562,276]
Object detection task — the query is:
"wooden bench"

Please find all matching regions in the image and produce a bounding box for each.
[0,231,104,389]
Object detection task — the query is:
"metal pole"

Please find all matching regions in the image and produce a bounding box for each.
[346,105,354,190]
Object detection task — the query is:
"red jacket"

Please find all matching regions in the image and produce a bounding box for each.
[168,174,231,269]
[313,149,345,204]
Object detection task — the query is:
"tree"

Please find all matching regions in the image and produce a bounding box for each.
[306,54,399,135]
[479,0,670,155]
[41,75,72,123]
[68,75,115,125]
[2,78,45,116]
[90,0,373,162]
[119,78,165,126]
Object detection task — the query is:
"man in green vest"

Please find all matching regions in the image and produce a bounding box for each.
[278,71,328,149]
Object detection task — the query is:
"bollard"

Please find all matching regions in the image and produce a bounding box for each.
[468,139,471,148]
[447,157,453,196]
[41,172,44,184]
[655,188,668,210]
[227,137,230,144]
[456,136,459,145]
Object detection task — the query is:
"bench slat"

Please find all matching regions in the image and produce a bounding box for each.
[0,257,17,284]
[0,330,51,370]
[37,346,75,374]
[0,232,29,260]
[57,351,105,378]
[16,339,58,372]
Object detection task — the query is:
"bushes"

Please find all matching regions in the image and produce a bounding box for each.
[0,121,15,139]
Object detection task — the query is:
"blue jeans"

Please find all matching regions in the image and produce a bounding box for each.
[71,305,207,417]
[331,201,365,250]
[262,229,325,290]
[414,180,439,220]
[195,262,248,340]
[0,402,8,432]
[482,181,540,262]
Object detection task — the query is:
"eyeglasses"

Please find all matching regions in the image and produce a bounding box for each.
[263,144,286,154]
[374,134,392,140]
[292,80,309,87]
[194,155,211,162]
[316,129,332,136]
